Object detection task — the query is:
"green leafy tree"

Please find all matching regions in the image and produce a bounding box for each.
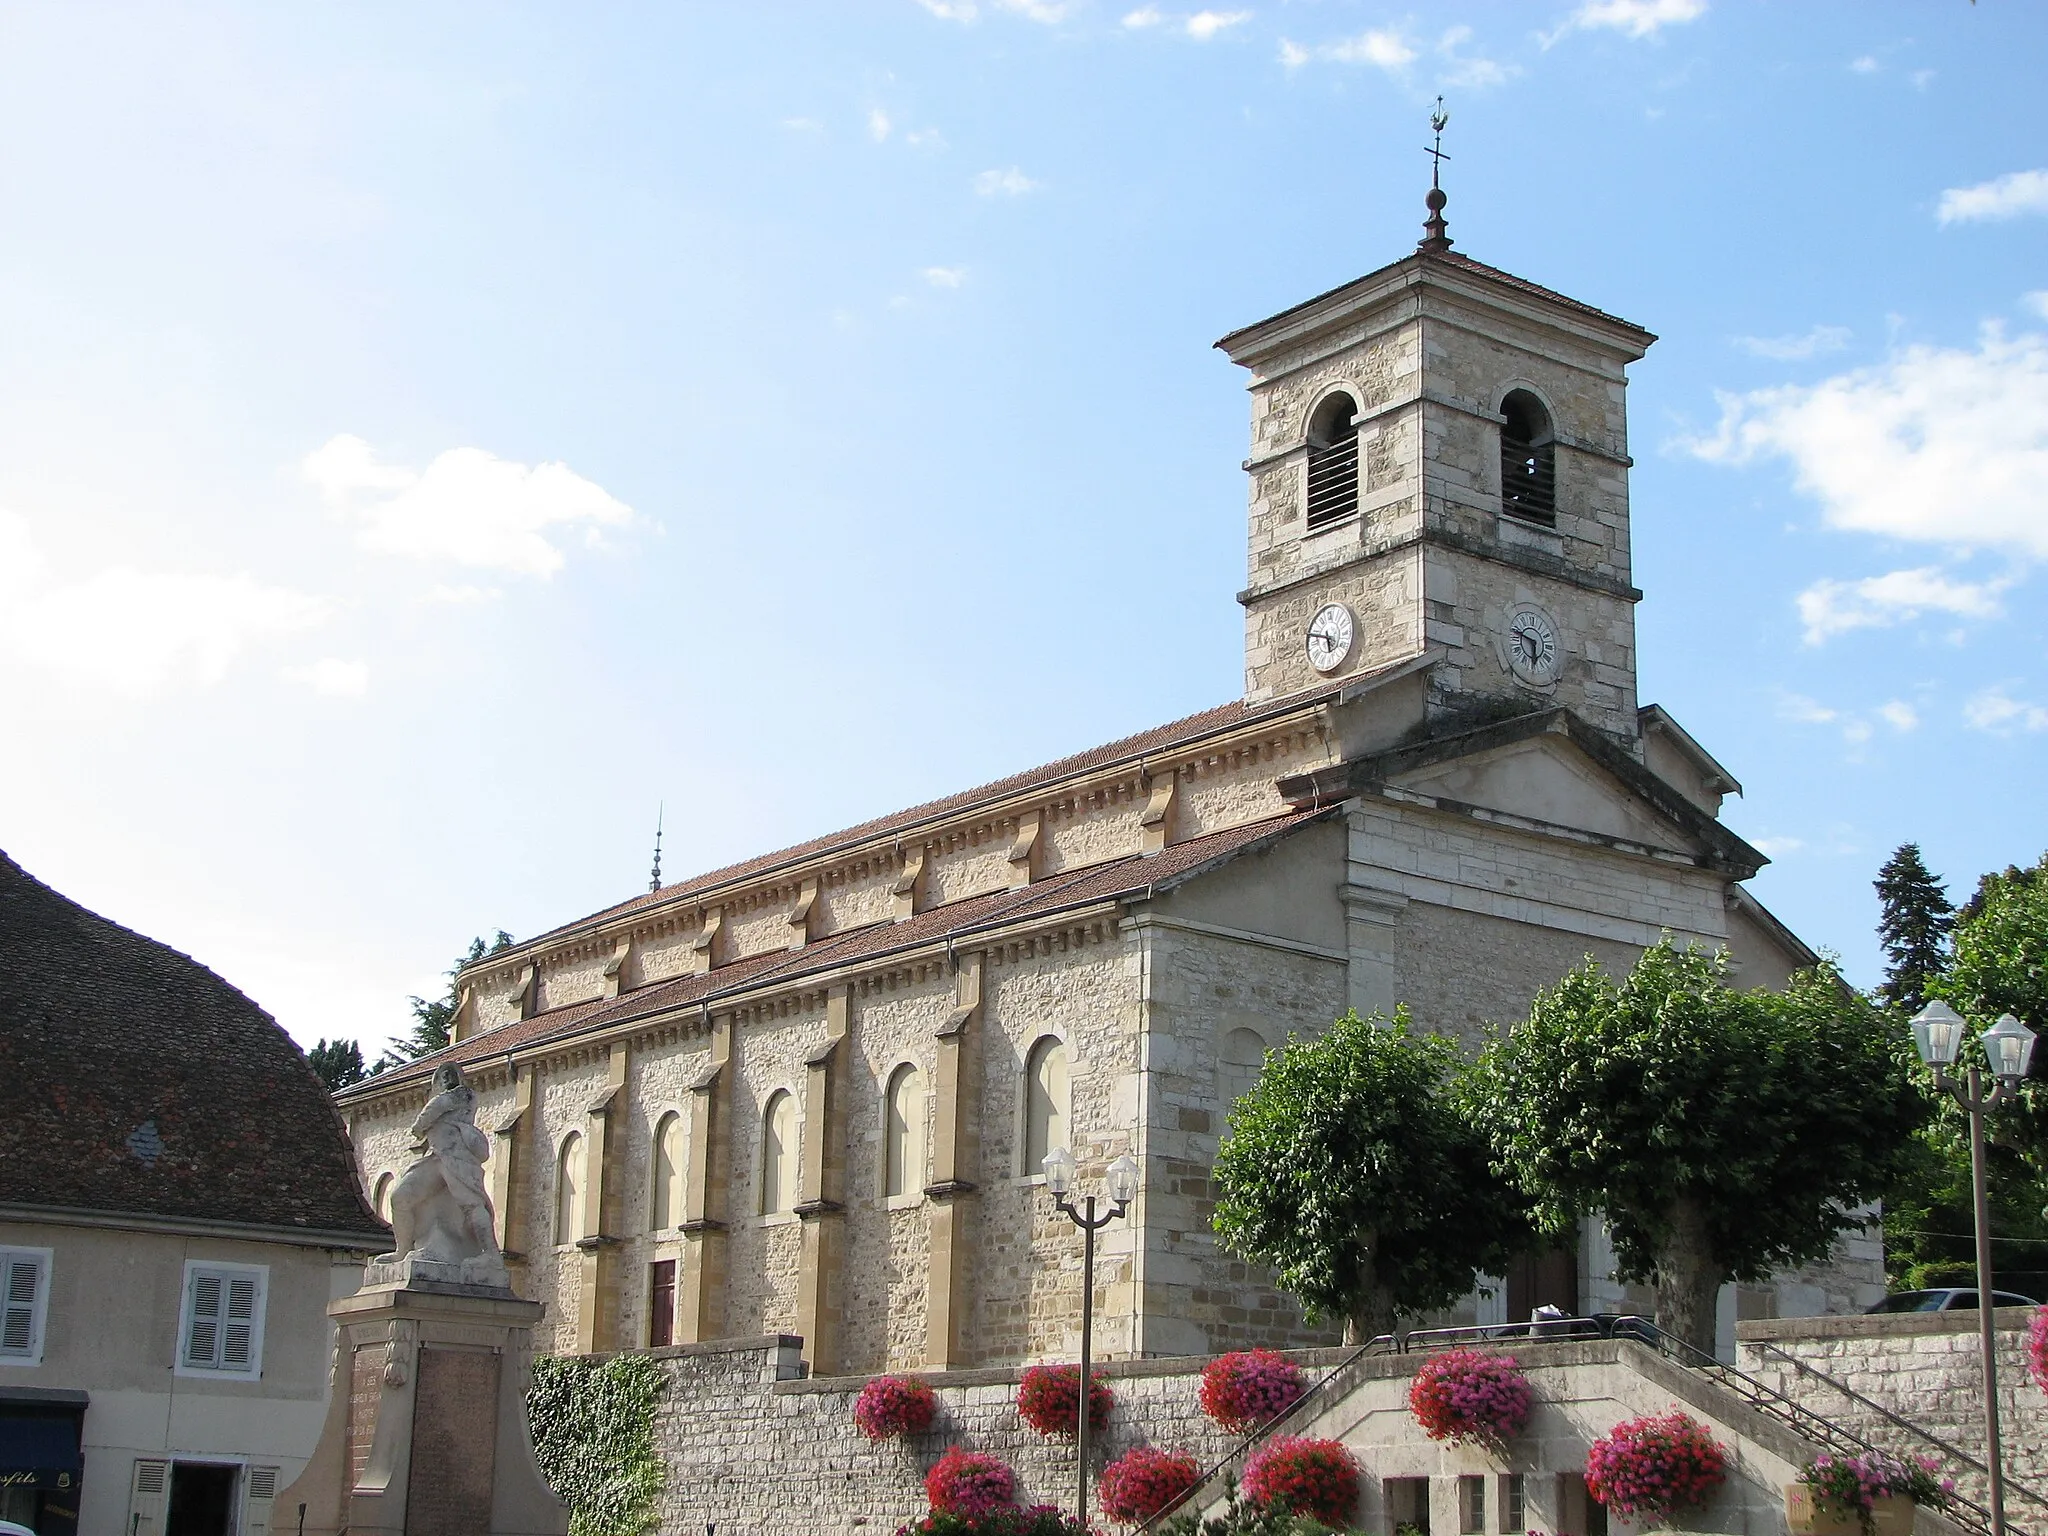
[1875,842,1955,1014]
[377,930,513,1069]
[307,1037,366,1092]
[1932,852,2048,1177]
[1212,1010,1531,1342]
[1469,941,1926,1351]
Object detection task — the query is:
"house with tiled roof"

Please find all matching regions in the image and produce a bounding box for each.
[0,852,387,1536]
[336,190,1867,1380]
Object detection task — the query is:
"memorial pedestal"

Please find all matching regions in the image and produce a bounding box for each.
[278,1281,567,1536]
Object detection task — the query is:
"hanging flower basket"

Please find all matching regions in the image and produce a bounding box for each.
[854,1374,939,1441]
[1408,1349,1534,1452]
[1240,1435,1362,1527]
[1584,1412,1728,1522]
[926,1447,1019,1518]
[1199,1349,1307,1435]
[1017,1364,1113,1438]
[1098,1446,1202,1527]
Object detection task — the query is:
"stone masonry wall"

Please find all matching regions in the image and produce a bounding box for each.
[1737,1311,2048,1517]
[640,1335,1310,1536]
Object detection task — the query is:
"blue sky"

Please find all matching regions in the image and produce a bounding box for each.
[1,0,2043,1054]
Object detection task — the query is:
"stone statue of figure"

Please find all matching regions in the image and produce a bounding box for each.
[377,1063,508,1287]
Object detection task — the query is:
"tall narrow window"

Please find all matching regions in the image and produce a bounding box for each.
[651,1112,685,1231]
[178,1261,266,1377]
[555,1132,584,1245]
[1023,1036,1069,1176]
[1305,392,1360,530]
[884,1064,927,1199]
[0,1247,51,1364]
[760,1091,798,1215]
[648,1260,676,1349]
[1499,390,1556,526]
[372,1172,395,1222]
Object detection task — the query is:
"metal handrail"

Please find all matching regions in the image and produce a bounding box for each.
[1136,1315,2025,1536]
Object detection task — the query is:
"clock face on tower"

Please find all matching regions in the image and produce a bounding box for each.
[1305,602,1357,674]
[1503,605,1563,687]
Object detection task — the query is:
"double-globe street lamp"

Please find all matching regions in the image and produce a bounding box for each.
[1042,1147,1141,1529]
[1909,1000,2038,1536]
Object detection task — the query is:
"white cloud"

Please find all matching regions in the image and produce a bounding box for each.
[906,127,947,149]
[1443,54,1513,88]
[2024,292,2048,322]
[973,167,1039,197]
[1938,169,2048,226]
[1687,324,2048,559]
[1733,325,1851,361]
[1778,694,1841,726]
[1794,568,2008,644]
[922,266,967,288]
[1964,687,2048,734]
[781,117,824,133]
[1878,700,1920,732]
[0,512,330,695]
[1562,0,1708,39]
[1750,835,1805,858]
[1123,5,1164,25]
[868,108,893,143]
[996,0,1073,19]
[1849,55,1879,74]
[1278,38,1310,68]
[305,434,635,578]
[283,657,370,697]
[426,583,498,604]
[1186,10,1251,40]
[914,0,980,18]
[1321,29,1417,69]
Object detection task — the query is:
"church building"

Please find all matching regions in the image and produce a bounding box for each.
[336,187,1874,1375]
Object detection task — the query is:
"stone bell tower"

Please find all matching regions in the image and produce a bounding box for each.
[1215,171,1657,746]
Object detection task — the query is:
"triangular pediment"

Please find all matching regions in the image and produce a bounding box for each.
[1276,709,1767,877]
[1388,732,1700,856]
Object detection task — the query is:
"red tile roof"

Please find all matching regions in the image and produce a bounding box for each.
[349,807,1334,1099]
[505,686,1345,955]
[0,850,388,1241]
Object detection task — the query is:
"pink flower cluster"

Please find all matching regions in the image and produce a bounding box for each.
[1098,1446,1201,1526]
[1800,1451,1953,1523]
[1198,1350,1307,1435]
[1583,1412,1727,1522]
[925,1447,1018,1518]
[854,1374,939,1441]
[1407,1349,1535,1451]
[2029,1306,2048,1395]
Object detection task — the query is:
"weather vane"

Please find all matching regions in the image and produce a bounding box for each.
[1427,97,1450,188]
[1420,96,1454,253]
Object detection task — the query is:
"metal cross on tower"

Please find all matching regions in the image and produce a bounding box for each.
[1420,96,1454,252]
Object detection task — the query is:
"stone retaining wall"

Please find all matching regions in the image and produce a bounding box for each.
[1736,1310,2048,1519]
[642,1336,1350,1535]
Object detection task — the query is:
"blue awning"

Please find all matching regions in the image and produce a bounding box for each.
[0,1411,83,1489]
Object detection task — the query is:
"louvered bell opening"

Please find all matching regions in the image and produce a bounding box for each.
[1305,392,1360,531]
[1499,390,1557,527]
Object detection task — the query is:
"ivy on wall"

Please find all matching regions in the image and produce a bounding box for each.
[528,1354,667,1536]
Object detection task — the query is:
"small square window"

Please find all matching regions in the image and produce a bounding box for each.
[0,1247,52,1366]
[177,1262,267,1378]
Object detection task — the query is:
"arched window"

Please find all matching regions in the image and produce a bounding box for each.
[555,1132,584,1245]
[371,1172,395,1222]
[1218,1027,1270,1126]
[1499,389,1556,527]
[651,1111,685,1231]
[884,1064,927,1200]
[1305,392,1360,531]
[1023,1036,1069,1177]
[760,1091,799,1216]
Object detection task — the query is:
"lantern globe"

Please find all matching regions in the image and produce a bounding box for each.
[1982,1013,2037,1084]
[1107,1152,1139,1207]
[1042,1145,1076,1197]
[1912,1000,1967,1068]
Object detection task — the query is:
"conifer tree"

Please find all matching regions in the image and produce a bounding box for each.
[307,1037,366,1092]
[1875,842,1955,1013]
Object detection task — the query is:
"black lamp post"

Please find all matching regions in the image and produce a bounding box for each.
[1042,1146,1139,1529]
[1910,999,2038,1536]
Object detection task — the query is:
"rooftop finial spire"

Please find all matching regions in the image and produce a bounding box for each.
[648,803,665,893]
[1420,96,1453,254]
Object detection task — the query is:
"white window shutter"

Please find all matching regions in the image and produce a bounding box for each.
[130,1458,172,1536]
[185,1271,224,1367]
[0,1254,41,1356]
[222,1276,258,1370]
[244,1465,280,1536]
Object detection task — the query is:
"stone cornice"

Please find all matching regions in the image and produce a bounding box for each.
[1239,526,1642,609]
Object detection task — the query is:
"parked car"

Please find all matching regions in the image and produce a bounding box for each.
[1866,1287,2039,1313]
